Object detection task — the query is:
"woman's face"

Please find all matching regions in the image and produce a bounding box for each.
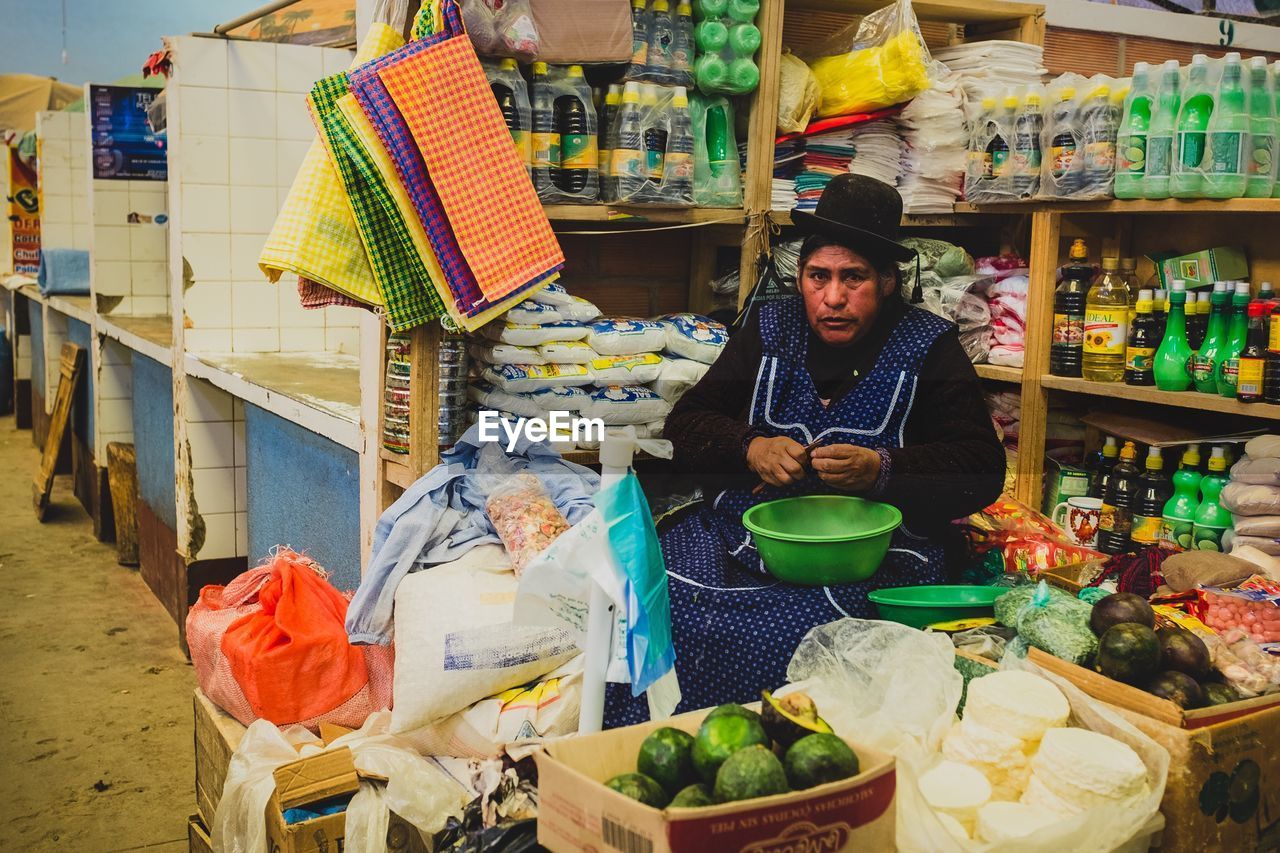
[798,245,894,347]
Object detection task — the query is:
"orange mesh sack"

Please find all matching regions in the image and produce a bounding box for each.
[186,550,393,730]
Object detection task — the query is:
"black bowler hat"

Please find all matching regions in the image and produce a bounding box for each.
[791,174,917,264]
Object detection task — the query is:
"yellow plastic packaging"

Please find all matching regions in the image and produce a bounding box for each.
[806,0,930,119]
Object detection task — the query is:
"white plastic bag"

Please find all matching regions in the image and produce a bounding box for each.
[506,300,563,325]
[777,51,822,134]
[485,320,588,346]
[652,356,709,403]
[589,353,665,386]
[587,319,667,355]
[461,0,540,61]
[659,312,728,364]
[482,362,593,393]
[470,342,546,365]
[586,384,672,424]
[538,339,598,364]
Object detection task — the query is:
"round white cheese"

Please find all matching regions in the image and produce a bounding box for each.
[935,811,971,842]
[1020,772,1084,817]
[919,760,992,832]
[1032,727,1148,802]
[964,671,1070,742]
[976,801,1061,843]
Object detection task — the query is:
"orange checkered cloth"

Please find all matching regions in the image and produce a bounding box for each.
[377,36,563,303]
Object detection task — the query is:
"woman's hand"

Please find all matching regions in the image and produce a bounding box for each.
[810,444,881,492]
[747,436,811,488]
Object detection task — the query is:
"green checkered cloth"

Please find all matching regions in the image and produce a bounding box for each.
[309,74,444,331]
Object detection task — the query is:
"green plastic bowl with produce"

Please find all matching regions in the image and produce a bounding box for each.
[868,585,1007,629]
[742,495,901,586]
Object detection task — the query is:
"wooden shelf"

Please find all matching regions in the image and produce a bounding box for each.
[1041,375,1280,419]
[770,207,1019,228]
[975,363,1023,384]
[787,0,1042,24]
[970,198,1280,215]
[382,455,415,490]
[98,314,173,365]
[544,205,746,226]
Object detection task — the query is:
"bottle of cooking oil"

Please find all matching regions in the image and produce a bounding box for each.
[1083,256,1131,382]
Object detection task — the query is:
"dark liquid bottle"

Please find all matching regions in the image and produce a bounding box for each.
[1237,300,1268,403]
[1187,291,1210,350]
[1265,294,1280,404]
[1131,446,1174,547]
[1124,288,1158,386]
[1050,238,1091,377]
[1098,440,1141,555]
[555,93,590,194]
[1090,435,1119,499]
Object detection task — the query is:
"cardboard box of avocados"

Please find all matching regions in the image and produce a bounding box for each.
[1027,648,1280,852]
[535,707,896,853]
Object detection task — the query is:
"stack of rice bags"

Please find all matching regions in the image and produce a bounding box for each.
[468,284,728,450]
[1224,434,1280,572]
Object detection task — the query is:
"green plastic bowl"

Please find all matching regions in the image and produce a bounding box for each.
[742,495,901,586]
[867,585,1006,629]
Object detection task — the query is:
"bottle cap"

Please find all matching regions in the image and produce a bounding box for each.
[981,96,996,109]
[1059,87,1076,100]
[622,81,641,103]
[606,87,622,104]
[1250,56,1268,70]
[1225,52,1241,63]
[1120,440,1138,462]
[1133,62,1150,74]
[1155,288,1167,299]
[1171,280,1186,292]
[532,61,548,74]
[672,86,689,107]
[1209,446,1227,471]
[1092,85,1111,99]
[1163,59,1180,72]
[1213,280,1227,292]
[1101,256,1118,271]
[1182,443,1201,466]
[1249,302,1266,317]
[632,0,645,7]
[1003,95,1019,110]
[641,83,659,105]
[499,57,518,71]
[567,64,585,78]
[1236,281,1252,296]
[1026,91,1042,107]
[1069,238,1088,261]
[1103,436,1119,457]
[653,0,670,10]
[678,1,693,13]
[1260,281,1274,294]
[1120,257,1136,271]
[1146,446,1163,470]
[1192,54,1208,66]
[1137,288,1154,305]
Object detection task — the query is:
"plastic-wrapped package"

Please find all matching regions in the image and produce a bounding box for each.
[529,281,573,305]
[985,269,1030,368]
[476,445,572,573]
[652,356,709,403]
[538,340,598,363]
[998,581,1098,666]
[659,312,728,363]
[463,0,540,60]
[586,384,672,424]
[691,0,761,96]
[469,380,544,419]
[1231,455,1280,485]
[963,87,1047,203]
[530,0,634,64]
[558,294,602,322]
[805,0,929,118]
[505,300,563,325]
[587,319,667,355]
[1037,74,1121,200]
[777,51,822,135]
[470,342,546,366]
[532,64,600,203]
[482,362,593,393]
[603,82,695,206]
[690,91,742,207]
[1222,482,1280,516]
[484,58,533,178]
[485,320,589,346]
[1170,53,1257,201]
[625,0,695,87]
[588,352,665,385]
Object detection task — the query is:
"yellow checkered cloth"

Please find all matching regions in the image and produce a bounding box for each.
[257,23,406,305]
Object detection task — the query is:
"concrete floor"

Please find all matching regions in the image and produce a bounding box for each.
[0,416,195,852]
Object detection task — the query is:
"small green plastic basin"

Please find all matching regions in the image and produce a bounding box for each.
[867,585,1006,629]
[742,495,901,586]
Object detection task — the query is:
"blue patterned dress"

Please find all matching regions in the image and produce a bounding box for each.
[605,297,954,726]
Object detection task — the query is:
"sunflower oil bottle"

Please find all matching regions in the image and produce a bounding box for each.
[1083,257,1131,382]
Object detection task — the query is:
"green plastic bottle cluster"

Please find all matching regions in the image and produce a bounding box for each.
[692,0,761,96]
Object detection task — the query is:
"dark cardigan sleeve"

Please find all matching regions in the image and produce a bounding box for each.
[880,328,1007,531]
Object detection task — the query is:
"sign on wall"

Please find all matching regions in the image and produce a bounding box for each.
[88,85,166,181]
[9,149,40,275]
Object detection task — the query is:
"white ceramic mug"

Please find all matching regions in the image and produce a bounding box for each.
[1052,496,1102,547]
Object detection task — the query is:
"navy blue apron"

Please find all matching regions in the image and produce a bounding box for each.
[605,298,952,727]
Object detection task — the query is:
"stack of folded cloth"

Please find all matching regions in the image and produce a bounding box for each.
[772,138,804,211]
[897,68,968,214]
[934,40,1047,108]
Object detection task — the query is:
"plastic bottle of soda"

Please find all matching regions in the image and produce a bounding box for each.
[530,62,558,196]
[1145,60,1182,199]
[1246,56,1277,198]
[1237,299,1268,403]
[1050,238,1091,377]
[1160,444,1202,551]
[1217,281,1253,397]
[1131,446,1174,548]
[1115,63,1153,199]
[1192,447,1233,552]
[1204,53,1248,199]
[1172,55,1214,198]
[1098,440,1142,555]
[1191,281,1229,393]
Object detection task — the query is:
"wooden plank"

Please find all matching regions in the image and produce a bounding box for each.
[744,0,786,217]
[1042,376,1280,419]
[32,342,84,520]
[407,322,441,478]
[971,197,1280,215]
[106,442,140,566]
[975,364,1022,384]
[544,204,746,225]
[788,0,1043,24]
[194,688,246,827]
[383,457,415,491]
[1016,210,1059,507]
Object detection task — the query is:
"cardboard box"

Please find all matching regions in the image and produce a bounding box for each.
[1026,648,1280,853]
[194,688,246,826]
[1160,246,1248,290]
[1042,456,1092,516]
[536,708,896,853]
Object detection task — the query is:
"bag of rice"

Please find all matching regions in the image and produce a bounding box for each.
[530,281,573,305]
[660,313,728,364]
[482,363,593,394]
[506,300,563,325]
[470,342,545,366]
[586,385,672,425]
[485,321,589,347]
[538,340,598,364]
[468,380,542,418]
[558,295,602,323]
[652,357,709,403]
[587,319,666,355]
[589,353,665,386]
[530,385,592,412]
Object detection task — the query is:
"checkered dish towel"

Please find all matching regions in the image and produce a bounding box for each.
[257,23,404,306]
[377,2,563,303]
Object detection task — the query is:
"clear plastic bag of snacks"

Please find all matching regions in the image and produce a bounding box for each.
[476,442,571,573]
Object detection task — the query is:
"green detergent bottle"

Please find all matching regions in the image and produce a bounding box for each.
[1154,280,1193,391]
[1192,446,1233,552]
[1217,281,1252,397]
[1160,444,1202,550]
[1246,56,1276,198]
[1145,60,1182,199]
[1204,53,1248,199]
[1274,62,1280,199]
[1116,62,1153,199]
[1172,54,1213,198]
[1191,281,1230,393]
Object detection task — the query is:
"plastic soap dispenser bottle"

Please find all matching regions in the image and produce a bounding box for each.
[1154,280,1194,391]
[1083,256,1130,382]
[1116,63,1153,199]
[1217,280,1253,398]
[1204,52,1248,199]
[1145,60,1182,199]
[1160,443,1202,550]
[1192,281,1230,393]
[1172,54,1214,198]
[1192,446,1233,552]
[1246,56,1277,198]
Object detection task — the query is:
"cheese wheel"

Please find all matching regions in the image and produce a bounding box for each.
[964,671,1070,742]
[942,718,1033,801]
[1020,772,1084,817]
[919,760,992,833]
[1032,727,1148,804]
[976,801,1061,843]
[935,811,971,842]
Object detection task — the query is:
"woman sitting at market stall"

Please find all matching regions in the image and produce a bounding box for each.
[606,175,1005,726]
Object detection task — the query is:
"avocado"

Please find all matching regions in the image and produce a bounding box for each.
[1202,682,1242,706]
[1145,670,1204,709]
[605,772,670,808]
[669,783,715,808]
[761,690,834,748]
[692,710,771,783]
[705,703,764,725]
[1158,628,1211,680]
[1096,623,1161,684]
[1089,592,1155,636]
[713,745,790,803]
[784,733,860,790]
[637,727,698,797]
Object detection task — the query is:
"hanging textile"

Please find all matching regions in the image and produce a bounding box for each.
[298,276,369,310]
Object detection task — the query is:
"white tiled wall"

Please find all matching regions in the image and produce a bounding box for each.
[36,111,90,251]
[90,178,170,316]
[97,338,135,448]
[185,377,248,559]
[167,36,359,356]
